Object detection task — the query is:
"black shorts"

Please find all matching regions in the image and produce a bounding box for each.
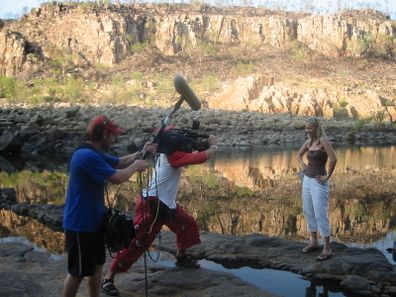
[65,230,106,277]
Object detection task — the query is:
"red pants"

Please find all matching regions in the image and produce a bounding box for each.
[109,196,201,273]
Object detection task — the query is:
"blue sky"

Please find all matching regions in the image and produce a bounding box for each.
[0,0,41,18]
[0,0,395,19]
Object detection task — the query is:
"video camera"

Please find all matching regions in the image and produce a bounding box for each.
[157,120,210,155]
[141,76,207,159]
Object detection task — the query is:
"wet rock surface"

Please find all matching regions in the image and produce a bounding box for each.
[160,232,396,297]
[0,241,279,297]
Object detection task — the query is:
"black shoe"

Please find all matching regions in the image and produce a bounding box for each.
[175,255,200,269]
[102,279,119,296]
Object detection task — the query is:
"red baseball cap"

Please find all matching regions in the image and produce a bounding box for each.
[87,115,125,139]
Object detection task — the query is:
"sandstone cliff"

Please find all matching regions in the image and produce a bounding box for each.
[209,73,396,119]
[0,3,395,76]
[0,3,395,121]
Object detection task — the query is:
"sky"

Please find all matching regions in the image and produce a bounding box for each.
[0,0,395,19]
[0,0,41,19]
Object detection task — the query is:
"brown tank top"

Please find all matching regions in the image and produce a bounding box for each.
[305,149,328,177]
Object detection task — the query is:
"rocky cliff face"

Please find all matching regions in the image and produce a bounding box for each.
[298,10,395,57]
[210,74,396,119]
[0,3,395,76]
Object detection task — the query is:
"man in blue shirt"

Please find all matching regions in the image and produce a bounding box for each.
[63,115,156,297]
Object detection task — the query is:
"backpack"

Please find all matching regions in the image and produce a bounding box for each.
[104,208,135,255]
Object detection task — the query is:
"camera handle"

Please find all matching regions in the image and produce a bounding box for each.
[141,97,184,159]
[164,96,185,124]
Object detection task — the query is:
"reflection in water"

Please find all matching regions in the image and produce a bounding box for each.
[181,173,396,243]
[1,146,394,297]
[0,209,64,253]
[0,146,395,260]
[213,146,396,190]
[158,259,345,297]
[305,282,329,297]
[183,146,396,261]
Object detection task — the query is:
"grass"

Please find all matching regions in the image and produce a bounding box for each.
[347,36,370,56]
[0,76,34,103]
[370,110,387,125]
[0,76,17,98]
[347,32,395,59]
[47,47,79,75]
[130,41,150,54]
[104,73,139,105]
[0,75,91,104]
[278,75,334,90]
[372,34,395,58]
[130,71,144,80]
[94,63,111,74]
[197,40,218,55]
[233,61,255,77]
[338,96,348,108]
[288,40,308,61]
[0,70,189,107]
[64,77,86,102]
[0,170,67,205]
[0,69,218,106]
[226,46,247,60]
[354,118,370,130]
[353,110,388,130]
[190,75,221,95]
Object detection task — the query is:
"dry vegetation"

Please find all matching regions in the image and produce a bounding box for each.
[1,3,396,107]
[1,40,396,107]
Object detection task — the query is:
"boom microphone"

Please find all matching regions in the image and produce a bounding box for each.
[142,76,201,159]
[173,75,202,111]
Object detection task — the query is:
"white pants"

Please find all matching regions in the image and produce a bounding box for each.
[302,176,331,237]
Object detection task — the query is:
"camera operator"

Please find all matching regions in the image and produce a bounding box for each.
[101,131,218,296]
[63,115,156,297]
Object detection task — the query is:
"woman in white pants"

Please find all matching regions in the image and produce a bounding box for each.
[296,117,337,261]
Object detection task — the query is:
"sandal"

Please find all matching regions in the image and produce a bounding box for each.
[175,254,200,269]
[302,245,320,254]
[102,279,119,296]
[317,251,333,261]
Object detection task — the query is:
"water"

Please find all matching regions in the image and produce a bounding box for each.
[1,145,396,297]
[213,145,396,177]
[349,231,396,264]
[0,235,346,296]
[158,258,345,297]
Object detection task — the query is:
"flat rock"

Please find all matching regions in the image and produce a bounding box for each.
[0,241,279,297]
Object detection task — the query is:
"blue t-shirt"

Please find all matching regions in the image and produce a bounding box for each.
[63,148,119,232]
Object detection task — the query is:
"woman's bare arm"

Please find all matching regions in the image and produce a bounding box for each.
[321,137,337,180]
[296,140,309,170]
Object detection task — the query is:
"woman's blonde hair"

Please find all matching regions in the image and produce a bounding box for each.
[307,117,326,140]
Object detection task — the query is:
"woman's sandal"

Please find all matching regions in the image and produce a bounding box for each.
[175,254,200,269]
[317,251,333,261]
[302,245,320,254]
